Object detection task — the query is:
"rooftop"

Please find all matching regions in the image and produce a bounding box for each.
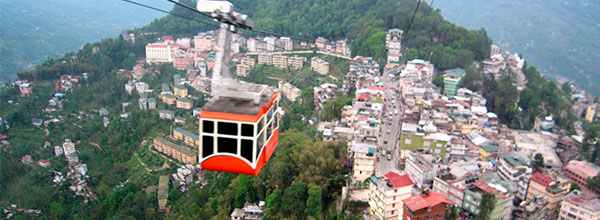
[444,68,466,78]
[155,137,197,157]
[158,175,169,199]
[530,172,553,187]
[402,191,453,212]
[203,90,276,116]
[384,171,414,188]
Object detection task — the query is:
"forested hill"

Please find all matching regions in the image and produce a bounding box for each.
[146,0,491,71]
[434,0,600,95]
[0,0,170,85]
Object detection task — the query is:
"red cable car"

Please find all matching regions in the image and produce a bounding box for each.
[196,1,279,176]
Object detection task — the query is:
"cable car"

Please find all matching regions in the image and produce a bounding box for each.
[196,0,279,176]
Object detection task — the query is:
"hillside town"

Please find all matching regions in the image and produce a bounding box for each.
[2,22,600,220]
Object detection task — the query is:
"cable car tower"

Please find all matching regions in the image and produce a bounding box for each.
[196,0,280,176]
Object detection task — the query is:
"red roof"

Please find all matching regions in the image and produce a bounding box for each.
[22,155,31,159]
[402,191,453,212]
[147,43,169,48]
[162,36,174,42]
[384,171,413,188]
[354,93,372,101]
[38,159,50,163]
[457,100,471,108]
[473,180,498,194]
[531,172,553,187]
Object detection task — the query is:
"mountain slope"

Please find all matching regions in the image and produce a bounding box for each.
[434,0,600,94]
[0,0,171,84]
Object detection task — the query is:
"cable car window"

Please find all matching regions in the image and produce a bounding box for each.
[218,122,238,136]
[256,118,263,135]
[267,121,273,140]
[267,108,273,123]
[273,115,278,129]
[257,130,264,152]
[241,124,253,137]
[203,120,214,133]
[241,139,253,163]
[202,136,214,158]
[218,137,237,154]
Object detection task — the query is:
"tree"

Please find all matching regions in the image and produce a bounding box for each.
[445,205,458,220]
[235,175,251,208]
[265,189,282,219]
[282,181,307,218]
[477,193,496,220]
[305,185,322,219]
[587,176,600,192]
[532,153,545,171]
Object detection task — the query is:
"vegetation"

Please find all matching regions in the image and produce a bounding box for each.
[532,153,545,172]
[477,193,496,220]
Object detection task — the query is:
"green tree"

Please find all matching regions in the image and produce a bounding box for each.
[445,205,458,220]
[235,175,251,208]
[532,153,545,171]
[282,181,308,218]
[305,185,322,219]
[265,189,282,219]
[477,193,496,220]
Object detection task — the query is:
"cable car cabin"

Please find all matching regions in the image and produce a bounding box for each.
[199,90,280,176]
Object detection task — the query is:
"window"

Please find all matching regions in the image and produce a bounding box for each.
[267,121,273,140]
[241,124,254,137]
[202,136,214,157]
[391,210,394,215]
[218,137,237,154]
[218,122,238,135]
[241,139,253,162]
[257,131,264,154]
[257,118,264,134]
[203,120,214,133]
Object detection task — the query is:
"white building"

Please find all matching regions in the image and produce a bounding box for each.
[145,43,175,64]
[368,171,414,220]
[558,190,600,220]
[278,81,302,102]
[352,142,376,182]
[405,153,439,188]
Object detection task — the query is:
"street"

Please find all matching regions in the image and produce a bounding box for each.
[375,69,403,176]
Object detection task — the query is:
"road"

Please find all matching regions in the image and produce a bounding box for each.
[375,69,403,176]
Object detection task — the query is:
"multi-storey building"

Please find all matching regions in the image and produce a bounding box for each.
[497,153,532,183]
[311,57,330,75]
[272,55,288,69]
[154,137,197,164]
[526,172,571,219]
[585,105,596,122]
[174,84,188,98]
[146,43,175,64]
[148,98,156,110]
[158,175,169,211]
[279,36,293,51]
[405,153,439,188]
[352,143,376,182]
[193,34,213,51]
[173,52,194,70]
[287,55,305,70]
[558,190,600,220]
[236,64,252,77]
[265,36,277,51]
[463,180,513,220]
[161,93,176,105]
[173,127,200,147]
[402,190,452,220]
[386,29,403,63]
[315,37,328,49]
[240,57,256,68]
[159,110,175,120]
[278,81,302,102]
[564,160,600,191]
[257,53,272,65]
[443,68,465,96]
[432,176,469,208]
[369,172,414,220]
[176,97,193,109]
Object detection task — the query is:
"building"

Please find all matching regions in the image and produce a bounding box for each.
[21,155,33,164]
[463,180,513,220]
[54,145,64,157]
[405,153,439,188]
[443,68,465,96]
[236,64,252,77]
[585,105,596,122]
[154,137,197,164]
[278,81,302,101]
[146,43,175,64]
[513,196,548,220]
[272,55,288,69]
[158,175,169,211]
[176,97,193,109]
[161,93,177,105]
[139,97,148,110]
[173,52,194,70]
[148,98,156,110]
[369,171,414,220]
[477,145,499,160]
[159,110,175,120]
[279,36,293,51]
[311,57,330,75]
[19,83,33,96]
[315,37,328,49]
[386,29,403,63]
[287,55,304,69]
[230,203,264,220]
[352,143,376,182]
[173,127,200,147]
[240,57,256,68]
[564,160,600,190]
[174,85,188,98]
[497,153,532,183]
[558,190,600,220]
[432,177,468,208]
[257,53,272,65]
[402,190,452,220]
[526,172,571,218]
[194,34,213,51]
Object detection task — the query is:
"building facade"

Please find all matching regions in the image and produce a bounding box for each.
[369,172,414,220]
[154,137,197,164]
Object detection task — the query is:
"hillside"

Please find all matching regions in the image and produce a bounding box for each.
[0,0,171,84]
[434,0,600,94]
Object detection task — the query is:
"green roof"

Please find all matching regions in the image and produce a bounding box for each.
[159,110,175,114]
[174,127,199,140]
[480,145,499,153]
[444,68,466,78]
[501,153,529,167]
[158,175,169,199]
